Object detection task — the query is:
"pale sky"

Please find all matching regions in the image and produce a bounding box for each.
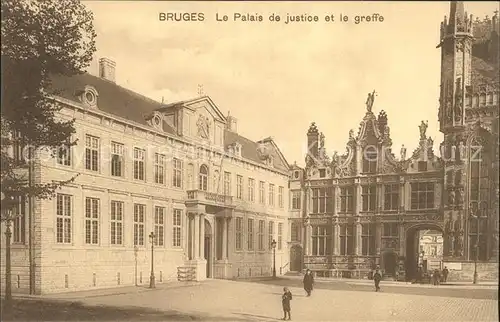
[83,1,499,167]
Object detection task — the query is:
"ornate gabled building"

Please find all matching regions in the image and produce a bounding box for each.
[289,1,499,281]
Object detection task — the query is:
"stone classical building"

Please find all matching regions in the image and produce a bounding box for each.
[1,58,290,294]
[289,2,499,281]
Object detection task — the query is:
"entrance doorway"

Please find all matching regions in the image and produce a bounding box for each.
[382,252,398,276]
[204,219,212,278]
[290,245,303,272]
[405,224,443,281]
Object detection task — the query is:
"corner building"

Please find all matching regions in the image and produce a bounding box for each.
[0,59,290,294]
[289,2,499,281]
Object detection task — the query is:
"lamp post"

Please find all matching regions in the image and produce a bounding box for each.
[271,239,277,278]
[149,232,156,288]
[470,201,488,285]
[1,193,19,308]
[134,245,138,286]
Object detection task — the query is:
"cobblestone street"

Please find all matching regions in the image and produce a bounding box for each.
[7,277,495,321]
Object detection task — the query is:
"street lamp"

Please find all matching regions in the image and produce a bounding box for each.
[469,201,488,285]
[149,232,156,288]
[1,193,20,307]
[271,239,277,278]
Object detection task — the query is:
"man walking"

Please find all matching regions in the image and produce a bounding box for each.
[373,268,382,292]
[303,269,314,297]
[442,266,449,283]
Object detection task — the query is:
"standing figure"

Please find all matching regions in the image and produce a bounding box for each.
[303,269,314,296]
[373,268,382,292]
[433,269,441,286]
[442,266,449,283]
[281,287,293,321]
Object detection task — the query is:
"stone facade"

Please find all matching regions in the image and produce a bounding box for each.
[289,2,499,281]
[0,61,290,294]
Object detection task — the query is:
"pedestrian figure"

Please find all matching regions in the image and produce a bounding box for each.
[281,287,292,320]
[442,267,449,283]
[303,269,314,296]
[433,269,441,286]
[373,269,382,292]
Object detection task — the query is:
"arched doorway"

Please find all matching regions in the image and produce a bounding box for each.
[289,245,303,272]
[204,219,212,278]
[405,223,443,281]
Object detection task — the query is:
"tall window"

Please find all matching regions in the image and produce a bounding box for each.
[199,165,209,191]
[173,209,182,247]
[173,158,183,188]
[291,191,301,210]
[312,226,331,256]
[248,178,255,202]
[133,148,145,180]
[340,187,354,213]
[110,201,123,245]
[278,222,283,250]
[469,139,489,260]
[291,223,300,242]
[57,142,71,166]
[383,223,398,237]
[268,221,274,249]
[235,217,243,250]
[110,142,123,177]
[361,185,376,211]
[258,220,265,250]
[361,223,376,255]
[12,131,26,164]
[410,182,435,210]
[56,194,71,244]
[236,175,243,199]
[85,197,99,245]
[134,204,145,246]
[224,172,231,195]
[85,135,99,171]
[154,153,166,184]
[12,196,26,244]
[259,181,266,204]
[269,184,275,206]
[384,184,399,211]
[312,187,333,213]
[362,146,378,173]
[278,186,284,208]
[154,206,165,247]
[247,218,254,251]
[340,224,354,255]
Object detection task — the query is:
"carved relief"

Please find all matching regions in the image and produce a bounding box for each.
[454,78,463,123]
[448,190,455,205]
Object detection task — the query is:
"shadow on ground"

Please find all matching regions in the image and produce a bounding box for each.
[241,278,498,301]
[0,299,248,321]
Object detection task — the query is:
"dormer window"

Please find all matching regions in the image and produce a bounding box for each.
[148,112,163,131]
[229,142,242,157]
[319,169,326,178]
[80,85,99,108]
[294,171,300,179]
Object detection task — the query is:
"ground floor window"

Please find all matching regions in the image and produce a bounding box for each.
[312,225,331,256]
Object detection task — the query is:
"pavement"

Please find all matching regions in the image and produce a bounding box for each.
[2,277,499,321]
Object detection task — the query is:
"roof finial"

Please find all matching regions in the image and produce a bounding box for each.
[197,84,204,97]
[365,90,377,113]
[161,96,165,104]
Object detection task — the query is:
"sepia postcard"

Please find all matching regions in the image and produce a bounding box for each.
[0,0,499,321]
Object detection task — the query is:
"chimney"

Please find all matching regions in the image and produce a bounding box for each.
[226,111,238,132]
[99,58,116,82]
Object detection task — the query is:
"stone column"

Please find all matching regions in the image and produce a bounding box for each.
[377,182,384,212]
[222,218,228,260]
[333,223,340,255]
[355,183,361,215]
[199,214,205,259]
[188,214,194,260]
[403,181,410,210]
[398,224,405,257]
[305,224,312,256]
[334,186,340,216]
[355,220,362,256]
[375,222,382,255]
[194,213,200,260]
[356,145,362,176]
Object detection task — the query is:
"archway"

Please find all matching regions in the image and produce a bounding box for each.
[382,251,398,276]
[405,223,444,281]
[204,219,213,278]
[289,245,303,272]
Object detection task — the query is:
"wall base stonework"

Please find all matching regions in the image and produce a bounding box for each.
[444,261,499,282]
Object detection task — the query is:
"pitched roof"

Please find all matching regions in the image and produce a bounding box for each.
[49,73,289,173]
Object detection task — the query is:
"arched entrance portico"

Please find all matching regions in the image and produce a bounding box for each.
[404,222,444,281]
